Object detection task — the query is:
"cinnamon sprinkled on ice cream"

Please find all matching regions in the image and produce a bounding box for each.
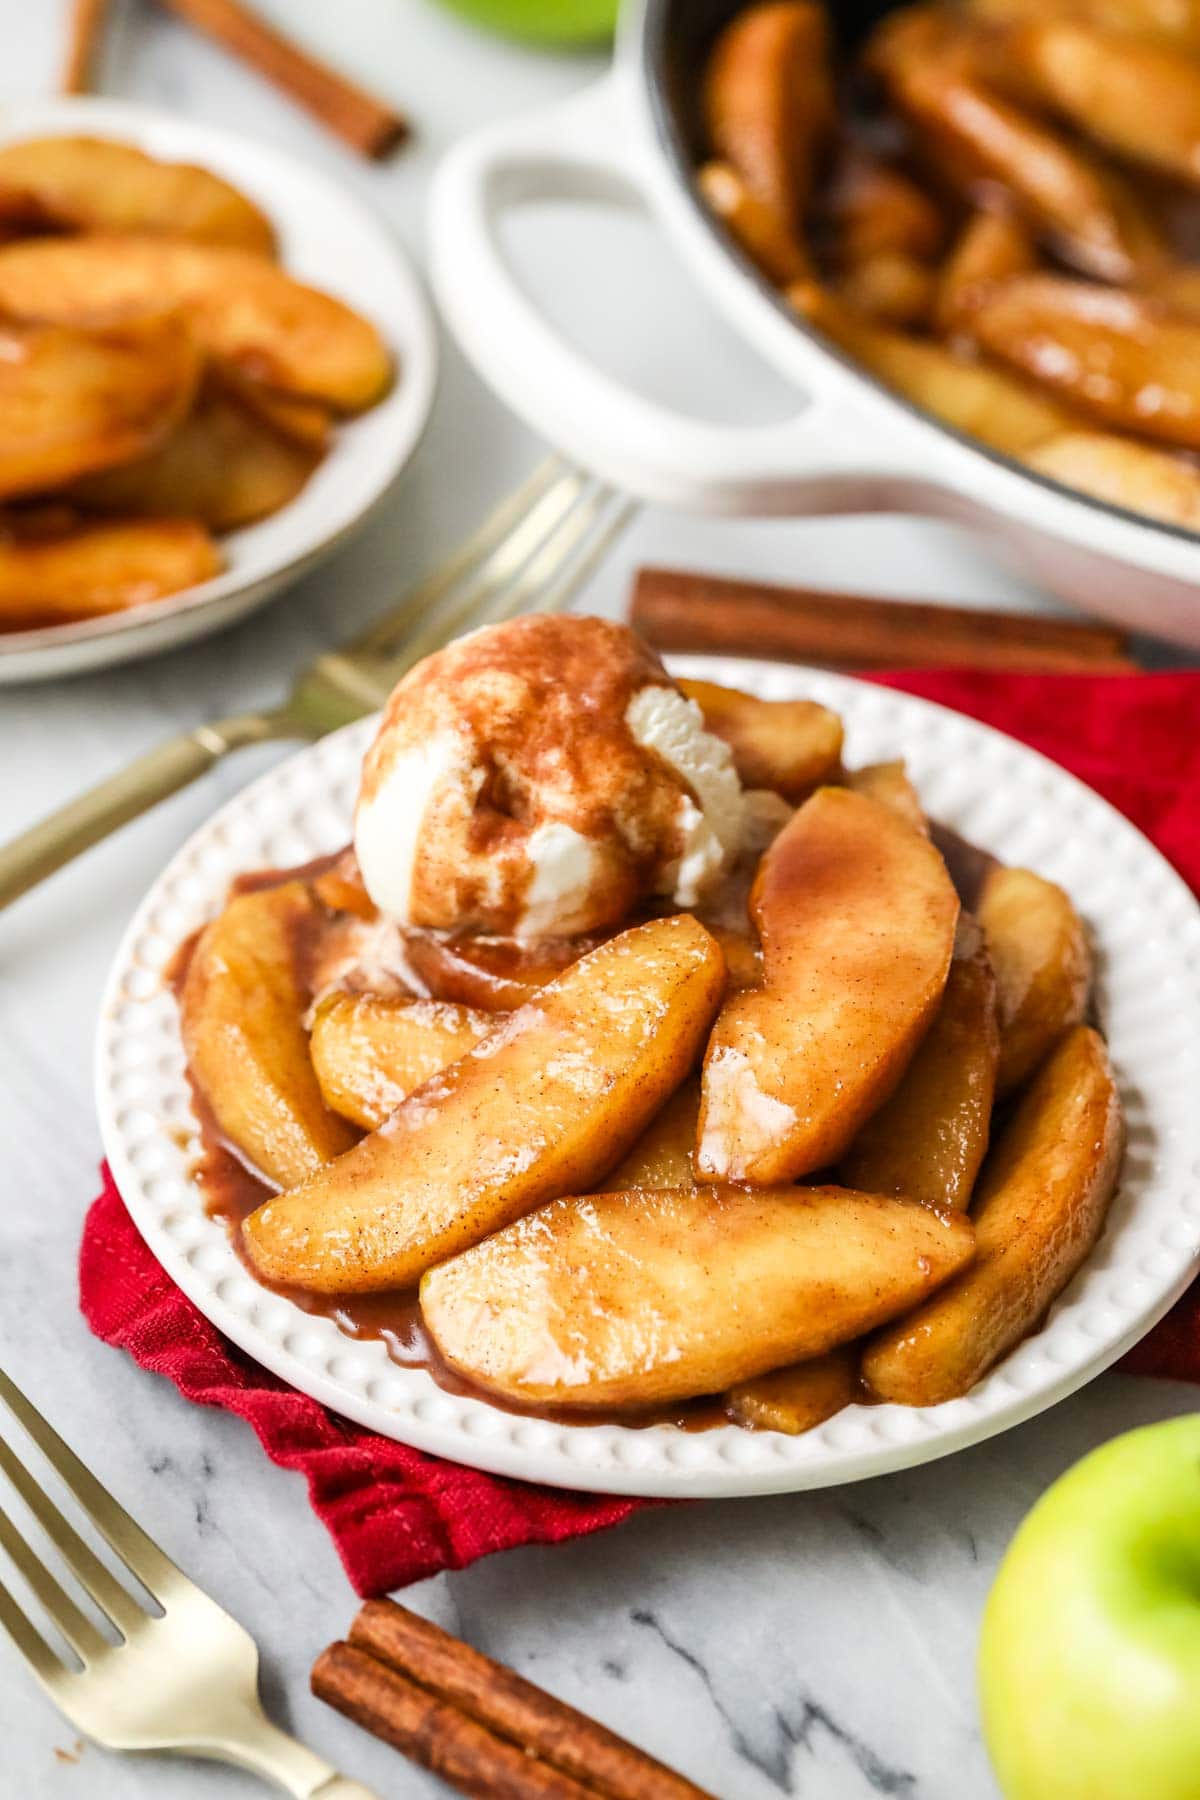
[354,615,747,938]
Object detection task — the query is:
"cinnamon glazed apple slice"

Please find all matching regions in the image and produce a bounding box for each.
[862,1026,1123,1405]
[180,882,357,1189]
[839,917,1000,1211]
[309,993,492,1131]
[243,914,725,1294]
[421,1184,975,1412]
[698,787,959,1184]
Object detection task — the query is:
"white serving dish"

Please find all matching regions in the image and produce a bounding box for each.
[0,97,436,684]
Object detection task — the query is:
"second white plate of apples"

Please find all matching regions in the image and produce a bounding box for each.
[96,650,1200,1496]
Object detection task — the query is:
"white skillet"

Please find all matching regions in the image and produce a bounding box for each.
[429,0,1200,649]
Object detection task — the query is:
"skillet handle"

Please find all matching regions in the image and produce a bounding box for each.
[429,74,892,515]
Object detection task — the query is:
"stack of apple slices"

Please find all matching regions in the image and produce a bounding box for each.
[181,679,1123,1433]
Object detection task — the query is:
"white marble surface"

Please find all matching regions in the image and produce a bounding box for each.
[0,4,1196,1797]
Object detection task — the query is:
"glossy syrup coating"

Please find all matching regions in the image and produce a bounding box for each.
[977,862,1093,1095]
[180,881,357,1190]
[839,915,1000,1211]
[862,1025,1124,1405]
[242,914,727,1294]
[309,992,492,1131]
[421,1182,975,1411]
[698,786,960,1184]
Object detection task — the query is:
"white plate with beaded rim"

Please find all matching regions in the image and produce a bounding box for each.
[0,97,437,684]
[96,657,1200,1498]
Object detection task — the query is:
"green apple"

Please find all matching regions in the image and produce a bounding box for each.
[430,0,619,44]
[979,1415,1200,1800]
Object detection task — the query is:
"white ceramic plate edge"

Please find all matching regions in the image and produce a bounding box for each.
[96,658,1200,1497]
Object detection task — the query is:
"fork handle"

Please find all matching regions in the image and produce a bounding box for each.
[0,710,304,912]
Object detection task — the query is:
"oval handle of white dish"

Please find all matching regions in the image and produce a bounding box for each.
[429,75,890,514]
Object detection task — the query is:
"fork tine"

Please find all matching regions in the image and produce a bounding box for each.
[376,464,590,681]
[0,1496,109,1665]
[0,1372,180,1603]
[350,452,570,659]
[0,1571,65,1688]
[0,1436,146,1639]
[522,495,637,619]
[472,477,612,626]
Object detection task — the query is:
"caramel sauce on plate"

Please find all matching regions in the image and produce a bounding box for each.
[192,1107,731,1433]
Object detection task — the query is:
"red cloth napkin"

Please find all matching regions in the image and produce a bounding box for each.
[80,668,1200,1595]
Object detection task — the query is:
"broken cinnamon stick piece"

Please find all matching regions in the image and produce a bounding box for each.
[155,0,408,159]
[631,566,1137,673]
[62,0,108,93]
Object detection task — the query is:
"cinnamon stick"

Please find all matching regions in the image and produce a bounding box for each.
[154,0,408,158]
[314,1643,597,1800]
[314,1599,713,1800]
[62,0,108,93]
[631,566,1137,674]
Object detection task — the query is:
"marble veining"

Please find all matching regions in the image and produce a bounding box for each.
[0,3,1194,1797]
[631,1607,919,1794]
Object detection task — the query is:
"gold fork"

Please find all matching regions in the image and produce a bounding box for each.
[0,456,634,912]
[0,1367,377,1795]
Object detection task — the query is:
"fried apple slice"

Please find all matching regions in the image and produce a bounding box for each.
[963,0,1200,45]
[404,930,600,1011]
[180,883,357,1190]
[0,316,200,501]
[934,210,1035,336]
[837,250,935,329]
[70,380,320,531]
[978,864,1092,1096]
[243,916,726,1295]
[840,917,999,1209]
[725,1346,859,1433]
[0,136,275,251]
[698,787,960,1184]
[697,161,812,284]
[0,184,57,238]
[0,517,221,628]
[310,851,375,920]
[790,283,1074,455]
[420,1184,975,1411]
[822,150,947,265]
[309,993,491,1131]
[867,6,1167,282]
[677,677,843,801]
[1009,22,1200,183]
[704,0,836,232]
[1140,265,1200,319]
[1024,430,1200,530]
[0,236,391,412]
[846,760,927,834]
[607,1078,700,1189]
[221,378,333,452]
[862,1026,1122,1404]
[966,275,1200,450]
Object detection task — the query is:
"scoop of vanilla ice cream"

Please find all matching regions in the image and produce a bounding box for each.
[624,683,745,907]
[353,615,748,939]
[352,729,472,927]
